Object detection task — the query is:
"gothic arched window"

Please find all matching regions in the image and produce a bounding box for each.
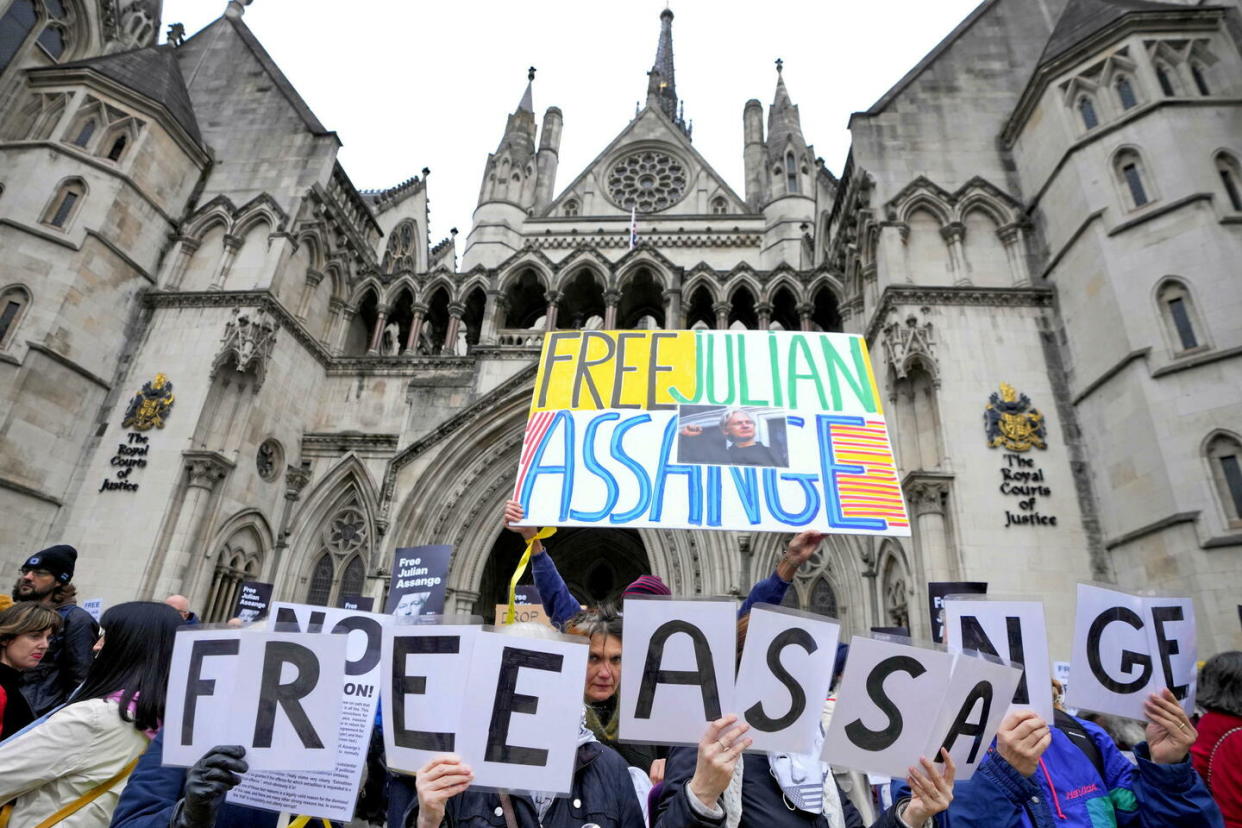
[1191,63,1210,96]
[563,199,578,217]
[711,196,728,215]
[0,285,31,349]
[809,576,838,618]
[1155,63,1176,96]
[1113,149,1151,209]
[785,151,799,194]
[43,178,85,229]
[880,552,910,628]
[1218,153,1242,212]
[1156,279,1204,355]
[1078,95,1099,130]
[306,553,334,606]
[0,0,70,74]
[71,118,95,148]
[1206,433,1242,528]
[1115,76,1137,110]
[340,555,365,599]
[105,133,127,162]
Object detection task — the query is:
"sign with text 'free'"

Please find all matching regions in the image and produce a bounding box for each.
[515,331,910,535]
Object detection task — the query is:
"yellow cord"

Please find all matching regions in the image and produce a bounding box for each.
[505,527,556,624]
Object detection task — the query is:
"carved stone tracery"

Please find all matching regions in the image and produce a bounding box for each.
[881,306,936,381]
[213,306,279,389]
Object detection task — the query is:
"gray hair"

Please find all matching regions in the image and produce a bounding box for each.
[719,407,753,430]
[565,603,623,641]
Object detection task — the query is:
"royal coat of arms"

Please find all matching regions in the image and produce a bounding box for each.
[984,382,1046,451]
[121,373,176,430]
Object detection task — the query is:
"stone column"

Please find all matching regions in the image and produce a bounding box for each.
[904,476,954,584]
[366,304,389,355]
[797,302,814,332]
[166,452,233,602]
[663,288,682,329]
[602,289,621,329]
[405,305,427,353]
[998,223,1032,286]
[756,302,773,330]
[544,290,561,331]
[713,301,731,330]
[941,222,968,285]
[208,234,242,290]
[481,291,506,344]
[161,235,199,290]
[444,302,465,352]
[326,299,346,352]
[296,269,324,320]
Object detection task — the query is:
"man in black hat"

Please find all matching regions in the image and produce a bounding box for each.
[12,544,100,714]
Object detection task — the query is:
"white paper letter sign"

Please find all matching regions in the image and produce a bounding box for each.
[944,599,1053,726]
[226,603,393,822]
[1067,584,1196,720]
[456,629,589,794]
[620,598,737,746]
[924,653,1023,780]
[163,629,346,771]
[821,636,955,778]
[381,623,481,774]
[734,604,840,754]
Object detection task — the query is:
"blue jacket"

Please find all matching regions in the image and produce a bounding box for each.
[893,717,1223,828]
[531,553,791,629]
[110,730,279,828]
[393,741,644,827]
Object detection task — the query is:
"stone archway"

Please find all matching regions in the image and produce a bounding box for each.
[476,526,651,621]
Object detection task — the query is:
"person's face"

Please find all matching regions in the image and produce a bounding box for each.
[13,568,57,603]
[1,628,53,670]
[723,412,756,443]
[585,634,622,703]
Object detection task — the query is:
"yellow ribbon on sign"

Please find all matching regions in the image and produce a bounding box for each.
[288,817,332,828]
[505,527,556,624]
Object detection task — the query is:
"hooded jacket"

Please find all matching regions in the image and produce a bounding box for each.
[896,716,1223,828]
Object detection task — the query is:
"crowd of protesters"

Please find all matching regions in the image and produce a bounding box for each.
[0,526,1237,827]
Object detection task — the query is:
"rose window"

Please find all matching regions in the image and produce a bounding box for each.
[325,507,367,555]
[607,151,687,213]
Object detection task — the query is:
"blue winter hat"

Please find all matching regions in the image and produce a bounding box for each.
[23,544,78,583]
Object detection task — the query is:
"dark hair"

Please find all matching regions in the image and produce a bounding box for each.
[1199,651,1242,717]
[565,603,623,641]
[69,601,182,732]
[52,582,78,607]
[0,602,62,646]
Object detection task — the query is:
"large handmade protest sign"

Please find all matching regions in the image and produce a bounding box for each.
[1067,584,1196,720]
[734,604,841,754]
[225,603,392,822]
[619,597,737,746]
[822,636,1022,779]
[163,628,346,771]
[943,598,1053,726]
[514,331,909,535]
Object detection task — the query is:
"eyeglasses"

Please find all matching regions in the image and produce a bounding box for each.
[20,568,54,579]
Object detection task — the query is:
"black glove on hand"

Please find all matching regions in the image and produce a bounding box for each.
[173,745,249,828]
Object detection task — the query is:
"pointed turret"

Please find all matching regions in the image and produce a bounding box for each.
[645,8,690,138]
[762,59,813,205]
[755,59,816,269]
[477,68,539,210]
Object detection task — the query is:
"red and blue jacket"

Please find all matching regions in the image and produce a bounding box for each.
[895,716,1222,828]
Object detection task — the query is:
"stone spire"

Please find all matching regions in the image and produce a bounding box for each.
[766,57,804,151]
[645,8,689,137]
[518,66,535,113]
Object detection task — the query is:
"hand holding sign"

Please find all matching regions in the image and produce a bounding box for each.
[1144,687,1197,764]
[903,751,957,826]
[176,746,249,828]
[687,715,752,810]
[995,710,1051,777]
[415,755,474,828]
[503,499,538,543]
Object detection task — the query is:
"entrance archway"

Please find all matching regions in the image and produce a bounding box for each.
[477,526,650,620]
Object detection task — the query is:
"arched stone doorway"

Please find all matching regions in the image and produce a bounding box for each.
[476,526,650,620]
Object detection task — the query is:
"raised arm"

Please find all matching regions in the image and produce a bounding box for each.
[503,500,579,628]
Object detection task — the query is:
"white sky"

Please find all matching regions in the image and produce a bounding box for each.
[163,0,984,245]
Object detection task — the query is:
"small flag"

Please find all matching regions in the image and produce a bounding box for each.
[629,206,638,250]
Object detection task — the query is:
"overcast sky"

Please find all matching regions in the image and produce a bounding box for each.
[163,0,984,244]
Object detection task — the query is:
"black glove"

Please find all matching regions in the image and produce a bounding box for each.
[172,745,249,828]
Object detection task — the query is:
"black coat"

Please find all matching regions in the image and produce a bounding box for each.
[399,741,645,828]
[19,603,99,715]
[0,661,36,739]
[654,747,905,828]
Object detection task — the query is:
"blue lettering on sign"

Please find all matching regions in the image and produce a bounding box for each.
[609,413,654,523]
[649,417,703,524]
[518,410,576,522]
[728,466,762,525]
[816,414,887,532]
[569,412,621,523]
[762,469,821,526]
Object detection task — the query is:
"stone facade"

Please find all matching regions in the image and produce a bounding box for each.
[0,0,1238,658]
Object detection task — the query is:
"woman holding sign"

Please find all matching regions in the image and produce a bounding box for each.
[0,601,181,827]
